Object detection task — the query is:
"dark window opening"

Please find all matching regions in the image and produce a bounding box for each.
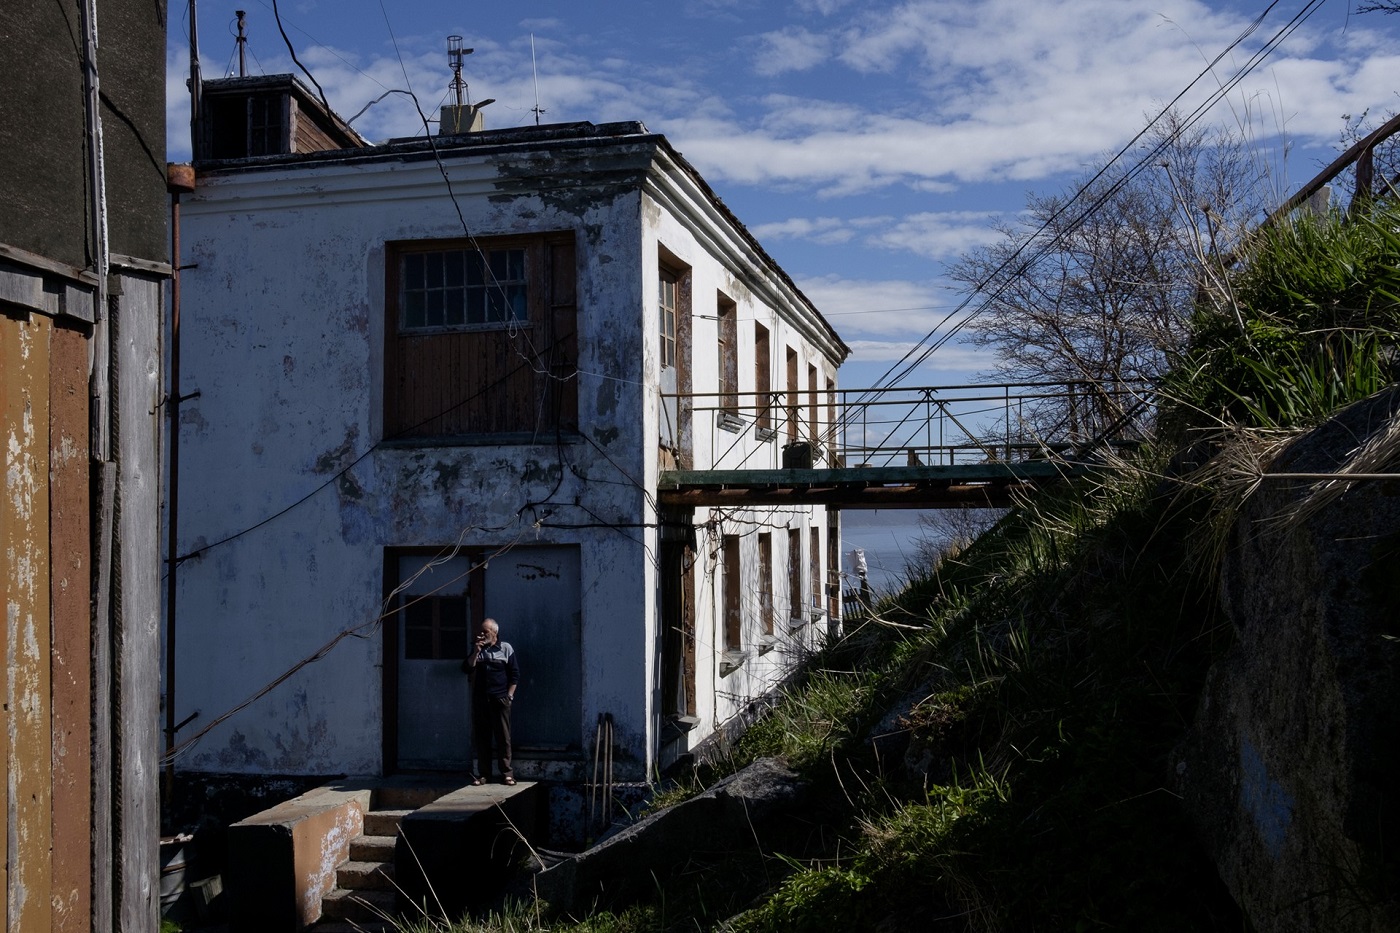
[401,594,470,660]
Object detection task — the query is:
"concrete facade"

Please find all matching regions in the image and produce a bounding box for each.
[171,113,847,787]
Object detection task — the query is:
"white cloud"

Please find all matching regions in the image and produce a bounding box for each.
[751,216,858,245]
[753,211,1004,259]
[865,211,1005,260]
[669,1,1400,196]
[797,274,962,339]
[750,27,832,77]
[843,338,984,375]
[795,0,857,15]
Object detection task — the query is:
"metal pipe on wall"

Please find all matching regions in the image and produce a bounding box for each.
[78,0,114,926]
[165,163,197,823]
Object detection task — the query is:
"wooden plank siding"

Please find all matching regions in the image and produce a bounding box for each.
[1,312,97,933]
[112,276,164,930]
[293,99,347,155]
[48,324,91,933]
[1,312,59,933]
[385,233,577,439]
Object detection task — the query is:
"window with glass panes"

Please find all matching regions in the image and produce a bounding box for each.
[384,232,578,438]
[659,267,679,369]
[399,247,527,331]
[401,593,470,660]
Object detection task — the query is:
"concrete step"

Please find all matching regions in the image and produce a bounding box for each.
[362,809,412,837]
[309,921,395,933]
[350,833,397,861]
[320,887,396,924]
[336,859,395,891]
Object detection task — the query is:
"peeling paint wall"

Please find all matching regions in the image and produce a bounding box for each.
[173,129,844,783]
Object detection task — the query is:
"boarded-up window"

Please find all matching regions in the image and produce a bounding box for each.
[385,232,577,438]
[826,376,837,453]
[718,293,738,412]
[786,347,799,442]
[723,534,742,649]
[758,532,774,636]
[826,514,840,618]
[755,323,772,431]
[787,527,802,623]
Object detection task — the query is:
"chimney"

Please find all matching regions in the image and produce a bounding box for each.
[439,103,487,135]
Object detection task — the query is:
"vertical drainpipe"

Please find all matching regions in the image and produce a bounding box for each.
[78,0,114,929]
[164,163,197,824]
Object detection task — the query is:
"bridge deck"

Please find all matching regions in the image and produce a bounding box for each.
[658,461,1092,509]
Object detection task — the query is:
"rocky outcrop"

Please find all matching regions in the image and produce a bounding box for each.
[1177,388,1400,932]
[530,757,808,914]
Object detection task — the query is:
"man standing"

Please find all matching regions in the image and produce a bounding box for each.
[466,618,519,785]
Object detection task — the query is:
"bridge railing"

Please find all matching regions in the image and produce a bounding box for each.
[670,380,1154,472]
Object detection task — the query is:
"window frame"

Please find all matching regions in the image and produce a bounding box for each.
[383,231,577,440]
[659,265,680,370]
[392,240,533,336]
[718,293,738,413]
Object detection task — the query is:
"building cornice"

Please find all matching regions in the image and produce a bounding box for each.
[184,121,848,365]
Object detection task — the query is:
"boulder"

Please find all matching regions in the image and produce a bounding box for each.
[1177,388,1400,932]
[530,757,807,914]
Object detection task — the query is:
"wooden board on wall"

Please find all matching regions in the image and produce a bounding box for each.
[49,321,92,933]
[1,311,56,932]
[113,276,163,932]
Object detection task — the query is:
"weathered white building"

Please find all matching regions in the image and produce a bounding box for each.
[170,77,848,787]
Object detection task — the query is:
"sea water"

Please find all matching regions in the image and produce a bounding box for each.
[838,509,940,596]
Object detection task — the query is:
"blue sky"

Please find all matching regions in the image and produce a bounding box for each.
[167,0,1400,390]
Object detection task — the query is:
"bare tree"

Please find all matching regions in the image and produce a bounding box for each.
[911,506,1007,571]
[948,115,1268,437]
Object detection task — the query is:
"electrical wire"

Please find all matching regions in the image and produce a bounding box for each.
[845,0,1321,410]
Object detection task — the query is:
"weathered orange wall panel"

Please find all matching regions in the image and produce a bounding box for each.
[49,322,91,933]
[1,314,21,926]
[2,312,56,933]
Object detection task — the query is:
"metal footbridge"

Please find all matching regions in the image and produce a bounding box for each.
[658,380,1151,509]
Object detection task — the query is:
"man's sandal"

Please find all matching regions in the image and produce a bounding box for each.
[503,776,516,786]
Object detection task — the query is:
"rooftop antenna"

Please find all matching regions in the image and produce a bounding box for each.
[235,10,247,77]
[447,35,471,111]
[530,34,547,126]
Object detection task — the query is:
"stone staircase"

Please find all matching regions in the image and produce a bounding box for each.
[230,775,540,932]
[311,807,410,933]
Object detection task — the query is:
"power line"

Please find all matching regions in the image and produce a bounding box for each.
[849,0,1317,405]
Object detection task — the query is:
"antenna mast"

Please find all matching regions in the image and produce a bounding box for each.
[236,10,248,77]
[447,35,471,111]
[530,34,547,126]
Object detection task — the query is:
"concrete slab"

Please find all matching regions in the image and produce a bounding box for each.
[396,781,546,921]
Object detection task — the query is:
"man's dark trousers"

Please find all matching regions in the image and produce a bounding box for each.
[473,693,512,778]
